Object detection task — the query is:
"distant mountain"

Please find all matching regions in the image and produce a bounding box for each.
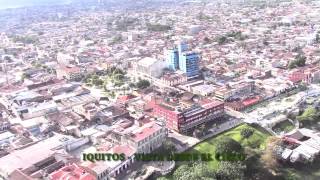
[0,0,74,10]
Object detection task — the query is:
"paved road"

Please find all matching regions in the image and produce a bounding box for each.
[225,84,320,135]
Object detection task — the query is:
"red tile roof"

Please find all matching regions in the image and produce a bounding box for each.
[242,96,261,107]
[130,122,161,142]
[49,163,95,180]
[200,99,224,109]
[111,144,136,157]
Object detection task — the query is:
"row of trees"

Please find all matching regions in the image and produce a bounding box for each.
[163,137,246,180]
[217,31,247,45]
[12,35,39,44]
[108,35,123,45]
[129,79,150,89]
[158,127,290,180]
[158,161,246,180]
[146,23,172,32]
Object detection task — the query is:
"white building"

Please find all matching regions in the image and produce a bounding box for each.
[124,121,167,154]
[192,84,216,96]
[57,52,75,65]
[0,131,14,145]
[133,57,167,79]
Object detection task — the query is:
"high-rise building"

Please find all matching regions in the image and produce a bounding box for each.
[178,41,188,54]
[179,51,200,77]
[165,41,200,78]
[165,48,179,70]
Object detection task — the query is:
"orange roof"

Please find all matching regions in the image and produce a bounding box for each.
[117,95,135,102]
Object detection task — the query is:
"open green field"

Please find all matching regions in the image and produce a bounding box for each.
[190,123,270,169]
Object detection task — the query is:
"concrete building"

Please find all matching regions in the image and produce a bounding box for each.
[179,51,200,78]
[153,99,224,134]
[165,48,179,70]
[192,84,216,96]
[133,57,167,79]
[73,103,98,121]
[215,81,255,101]
[160,72,187,86]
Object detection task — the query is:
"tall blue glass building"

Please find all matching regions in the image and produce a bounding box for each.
[165,41,200,77]
[179,51,200,77]
[165,48,179,70]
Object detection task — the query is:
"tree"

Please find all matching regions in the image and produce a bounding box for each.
[296,107,319,123]
[192,163,216,178]
[217,162,246,180]
[288,61,296,69]
[261,136,282,171]
[136,80,150,89]
[129,83,136,88]
[21,73,30,81]
[203,37,211,44]
[157,177,169,180]
[240,128,254,139]
[173,163,216,180]
[173,164,191,180]
[147,23,172,32]
[217,36,227,45]
[162,140,177,154]
[110,91,116,99]
[109,35,123,45]
[295,54,306,67]
[298,82,308,91]
[215,137,243,154]
[92,78,103,87]
[288,54,306,69]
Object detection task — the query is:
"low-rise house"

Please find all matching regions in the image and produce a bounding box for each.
[281,128,320,163]
[73,103,99,121]
[160,72,188,87]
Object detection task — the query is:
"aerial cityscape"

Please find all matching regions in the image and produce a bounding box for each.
[0,0,320,179]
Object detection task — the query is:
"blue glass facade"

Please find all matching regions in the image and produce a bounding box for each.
[178,42,188,54]
[165,42,199,77]
[179,52,199,77]
[165,48,179,70]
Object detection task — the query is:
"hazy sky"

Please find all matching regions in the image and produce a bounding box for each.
[0,0,73,9]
